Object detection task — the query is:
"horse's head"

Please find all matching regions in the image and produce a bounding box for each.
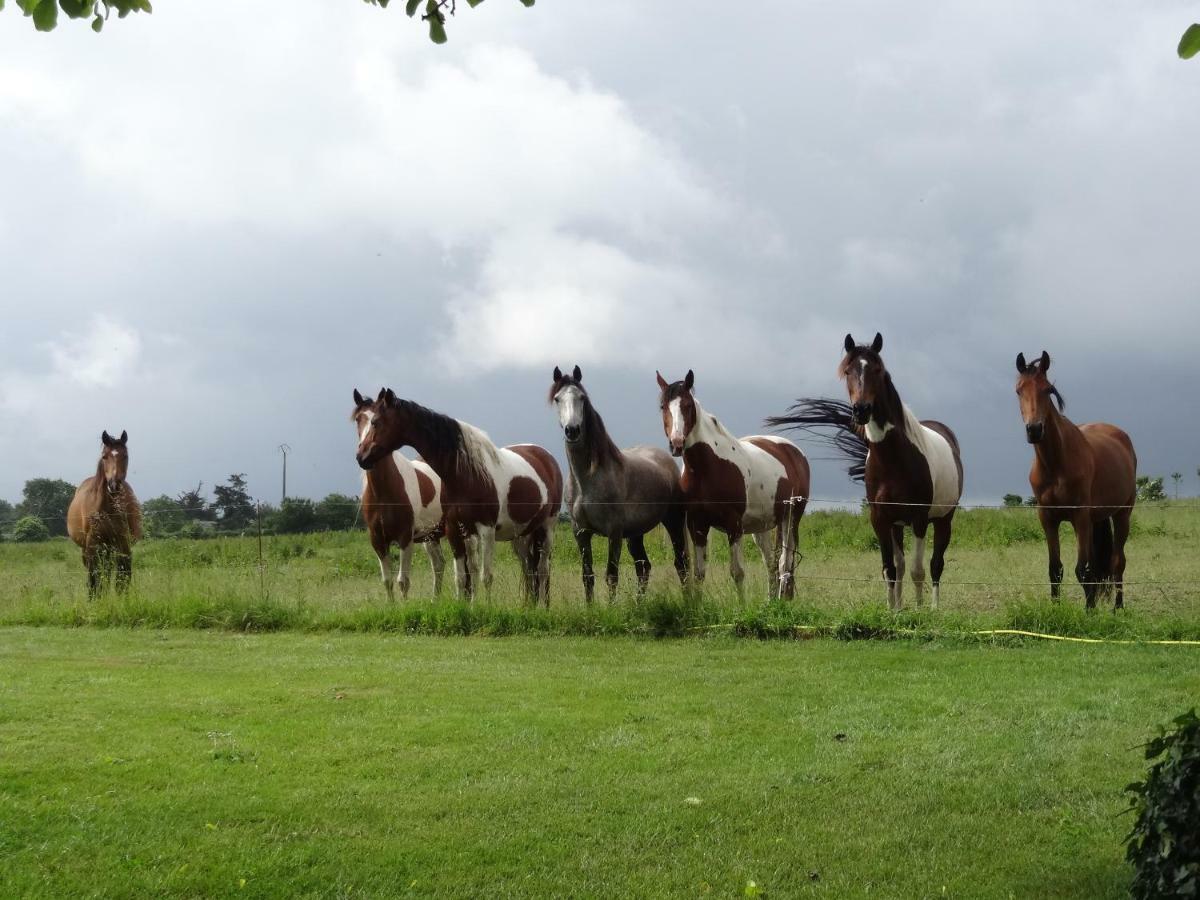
[550,365,586,444]
[1014,351,1063,444]
[656,369,696,457]
[838,332,888,427]
[353,388,411,469]
[99,430,129,494]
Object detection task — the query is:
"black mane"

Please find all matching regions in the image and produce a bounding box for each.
[766,399,868,484]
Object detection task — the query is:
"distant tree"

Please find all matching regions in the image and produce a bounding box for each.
[1024,496,1038,507]
[316,494,361,532]
[5,0,535,42]
[16,478,76,537]
[212,474,255,533]
[176,483,215,522]
[1002,494,1024,508]
[1171,472,1183,499]
[0,498,16,529]
[11,515,51,543]
[142,495,186,538]
[1137,476,1167,503]
[275,498,318,535]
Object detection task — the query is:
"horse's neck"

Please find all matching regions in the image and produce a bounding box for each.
[366,451,406,497]
[90,461,115,510]
[401,410,467,488]
[689,401,738,451]
[1035,406,1079,472]
[864,399,925,469]
[567,403,623,482]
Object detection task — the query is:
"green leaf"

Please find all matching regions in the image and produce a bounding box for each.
[428,13,447,43]
[91,12,102,30]
[1179,24,1200,60]
[518,0,534,7]
[405,0,420,15]
[33,0,58,30]
[466,0,483,6]
[16,0,40,15]
[59,0,92,18]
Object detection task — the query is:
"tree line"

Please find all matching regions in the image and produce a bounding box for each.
[0,474,364,542]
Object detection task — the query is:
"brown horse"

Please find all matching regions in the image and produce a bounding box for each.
[355,389,564,605]
[66,430,143,598]
[769,333,963,609]
[656,370,810,599]
[352,390,446,600]
[1015,351,1137,608]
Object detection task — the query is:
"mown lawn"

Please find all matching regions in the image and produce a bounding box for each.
[1,629,1195,898]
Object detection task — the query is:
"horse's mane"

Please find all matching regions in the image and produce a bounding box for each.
[389,399,488,477]
[766,399,868,483]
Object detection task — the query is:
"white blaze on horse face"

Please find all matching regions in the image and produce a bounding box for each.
[556,386,584,435]
[357,414,375,451]
[668,398,687,446]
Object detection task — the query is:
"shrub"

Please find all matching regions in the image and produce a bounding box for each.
[1125,708,1200,898]
[11,515,51,543]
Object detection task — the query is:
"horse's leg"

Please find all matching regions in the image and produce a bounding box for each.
[728,531,746,601]
[891,524,907,608]
[575,529,596,604]
[929,515,952,609]
[779,504,802,600]
[870,508,897,609]
[909,521,928,605]
[372,530,394,601]
[447,523,471,600]
[423,539,446,599]
[84,544,100,600]
[627,533,651,598]
[604,533,622,602]
[1070,512,1095,609]
[397,541,414,600]
[752,531,777,600]
[537,522,553,607]
[114,541,133,594]
[665,508,690,588]
[1112,509,1131,610]
[478,527,496,600]
[1038,509,1064,599]
[690,518,709,588]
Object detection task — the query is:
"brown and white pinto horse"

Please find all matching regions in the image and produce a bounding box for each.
[770,334,964,609]
[355,389,563,604]
[66,430,143,598]
[656,370,809,599]
[352,390,446,600]
[1015,351,1137,609]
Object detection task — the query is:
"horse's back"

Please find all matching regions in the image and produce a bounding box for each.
[504,444,563,521]
[622,445,682,491]
[1081,422,1137,506]
[743,435,810,496]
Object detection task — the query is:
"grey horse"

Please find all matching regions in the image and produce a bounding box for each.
[550,366,689,602]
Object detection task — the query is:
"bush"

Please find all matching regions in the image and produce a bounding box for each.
[1125,709,1200,898]
[12,515,52,543]
[1136,476,1167,503]
[275,498,318,534]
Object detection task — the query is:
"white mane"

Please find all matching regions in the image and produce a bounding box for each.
[457,420,502,475]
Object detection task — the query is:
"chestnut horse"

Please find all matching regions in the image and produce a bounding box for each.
[1014,351,1136,608]
[355,389,563,604]
[66,430,143,598]
[656,370,809,599]
[352,390,446,600]
[550,366,689,602]
[769,334,963,609]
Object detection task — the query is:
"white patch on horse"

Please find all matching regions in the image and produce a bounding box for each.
[864,419,894,443]
[556,385,584,436]
[668,398,686,445]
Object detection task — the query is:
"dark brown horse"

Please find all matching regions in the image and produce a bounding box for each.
[66,430,143,598]
[1015,351,1137,608]
[355,389,563,605]
[352,390,446,600]
[656,370,810,599]
[769,333,963,609]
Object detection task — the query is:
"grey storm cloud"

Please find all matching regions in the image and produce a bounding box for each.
[1,0,1197,507]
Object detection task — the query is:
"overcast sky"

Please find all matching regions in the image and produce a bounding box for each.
[1,1,1197,507]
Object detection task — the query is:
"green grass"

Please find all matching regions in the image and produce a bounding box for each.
[0,629,1196,897]
[1,503,1197,641]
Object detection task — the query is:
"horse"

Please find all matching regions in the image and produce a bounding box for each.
[66,430,143,598]
[352,389,447,600]
[355,389,563,605]
[1014,351,1137,609]
[768,333,963,610]
[655,369,810,599]
[550,366,688,602]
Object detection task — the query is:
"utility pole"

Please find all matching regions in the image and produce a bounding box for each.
[279,443,291,504]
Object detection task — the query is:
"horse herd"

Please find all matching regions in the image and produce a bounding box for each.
[66,333,1138,611]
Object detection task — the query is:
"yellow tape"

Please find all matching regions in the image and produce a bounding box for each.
[970,629,1200,646]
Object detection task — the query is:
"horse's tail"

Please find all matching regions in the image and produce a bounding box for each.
[1091,517,1114,582]
[766,398,868,484]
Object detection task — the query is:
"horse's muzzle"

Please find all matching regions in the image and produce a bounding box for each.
[668,440,684,458]
[564,426,582,444]
[852,403,873,426]
[356,449,378,470]
[1025,422,1044,444]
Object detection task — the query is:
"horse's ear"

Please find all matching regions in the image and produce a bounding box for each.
[572,365,582,382]
[684,370,694,391]
[101,430,113,447]
[376,387,387,403]
[844,334,855,354]
[353,388,365,406]
[1039,351,1050,372]
[553,366,563,383]
[1016,352,1027,373]
[383,388,396,406]
[119,430,128,445]
[656,371,669,391]
[871,333,883,353]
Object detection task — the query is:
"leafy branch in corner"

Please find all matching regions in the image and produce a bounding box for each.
[366,0,535,45]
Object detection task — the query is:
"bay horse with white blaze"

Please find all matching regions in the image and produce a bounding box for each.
[1014,351,1136,609]
[355,389,563,604]
[656,370,810,599]
[352,389,446,600]
[551,366,689,602]
[66,430,143,598]
[769,333,964,609]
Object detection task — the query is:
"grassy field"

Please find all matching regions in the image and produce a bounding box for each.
[1,629,1197,898]
[0,503,1197,640]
